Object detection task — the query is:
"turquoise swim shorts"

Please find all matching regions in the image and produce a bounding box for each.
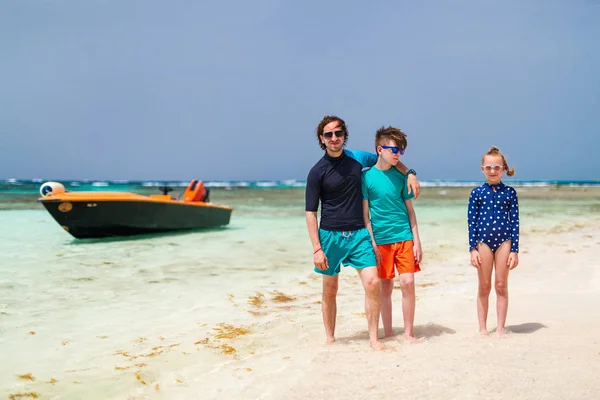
[314,228,377,276]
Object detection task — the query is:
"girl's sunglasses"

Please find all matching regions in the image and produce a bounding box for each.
[381,145,405,155]
[322,130,345,139]
[483,164,504,172]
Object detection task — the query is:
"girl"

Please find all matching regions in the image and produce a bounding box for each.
[468,146,519,336]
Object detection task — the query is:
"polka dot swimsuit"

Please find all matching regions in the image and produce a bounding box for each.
[468,181,520,253]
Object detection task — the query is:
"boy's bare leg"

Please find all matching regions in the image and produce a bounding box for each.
[494,241,512,336]
[379,278,395,338]
[476,243,494,335]
[357,267,384,349]
[399,272,421,343]
[322,275,339,344]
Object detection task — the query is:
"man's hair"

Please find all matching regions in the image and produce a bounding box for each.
[374,126,407,151]
[315,115,348,150]
[482,146,516,177]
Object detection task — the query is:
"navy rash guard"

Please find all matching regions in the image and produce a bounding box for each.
[305,149,377,231]
[468,181,520,253]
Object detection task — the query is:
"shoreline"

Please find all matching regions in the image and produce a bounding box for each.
[2,186,600,211]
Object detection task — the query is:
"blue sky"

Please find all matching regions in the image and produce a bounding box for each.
[1,0,599,181]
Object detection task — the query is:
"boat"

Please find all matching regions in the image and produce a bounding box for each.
[37,180,232,239]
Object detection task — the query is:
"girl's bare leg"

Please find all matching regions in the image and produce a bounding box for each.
[476,243,494,335]
[494,241,512,335]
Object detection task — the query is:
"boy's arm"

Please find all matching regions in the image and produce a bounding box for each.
[360,173,377,248]
[363,199,382,267]
[362,199,377,248]
[361,172,381,266]
[405,199,422,263]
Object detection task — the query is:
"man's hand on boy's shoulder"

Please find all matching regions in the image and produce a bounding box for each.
[407,174,420,199]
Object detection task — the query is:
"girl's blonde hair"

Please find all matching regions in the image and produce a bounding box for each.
[482,146,515,177]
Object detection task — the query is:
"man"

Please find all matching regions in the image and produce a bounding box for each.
[305,115,420,349]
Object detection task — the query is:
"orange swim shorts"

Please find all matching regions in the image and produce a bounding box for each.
[377,240,421,279]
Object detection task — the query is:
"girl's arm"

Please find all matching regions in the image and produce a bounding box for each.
[509,188,520,253]
[467,189,480,252]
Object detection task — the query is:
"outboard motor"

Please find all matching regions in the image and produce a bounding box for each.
[40,182,66,197]
[183,180,208,202]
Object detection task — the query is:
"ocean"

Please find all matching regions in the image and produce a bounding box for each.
[1,179,599,399]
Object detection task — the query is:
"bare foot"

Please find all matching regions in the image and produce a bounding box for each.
[479,329,489,336]
[383,330,396,339]
[496,328,509,337]
[370,340,387,350]
[382,333,399,342]
[404,335,424,344]
[325,337,336,345]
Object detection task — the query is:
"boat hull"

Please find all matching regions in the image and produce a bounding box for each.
[39,197,232,239]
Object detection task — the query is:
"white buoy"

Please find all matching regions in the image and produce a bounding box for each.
[40,182,66,197]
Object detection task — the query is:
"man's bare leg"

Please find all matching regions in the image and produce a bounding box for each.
[322,274,339,344]
[357,266,383,349]
[399,272,422,343]
[379,278,395,338]
[494,241,512,336]
[476,243,494,335]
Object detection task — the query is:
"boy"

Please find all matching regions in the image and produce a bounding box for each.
[361,126,423,343]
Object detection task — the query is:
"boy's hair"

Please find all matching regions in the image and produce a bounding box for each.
[315,115,348,150]
[482,146,516,177]
[375,126,407,151]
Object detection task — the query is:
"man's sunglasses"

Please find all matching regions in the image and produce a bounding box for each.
[381,145,405,155]
[322,130,345,139]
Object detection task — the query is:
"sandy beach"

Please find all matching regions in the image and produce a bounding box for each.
[187,215,600,400]
[1,186,599,399]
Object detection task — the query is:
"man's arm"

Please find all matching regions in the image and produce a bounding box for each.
[395,161,409,175]
[305,211,322,253]
[395,161,420,199]
[306,211,328,270]
[305,167,328,270]
[346,149,420,198]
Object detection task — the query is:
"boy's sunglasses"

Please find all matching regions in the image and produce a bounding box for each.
[483,164,504,172]
[322,130,345,139]
[381,145,405,155]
